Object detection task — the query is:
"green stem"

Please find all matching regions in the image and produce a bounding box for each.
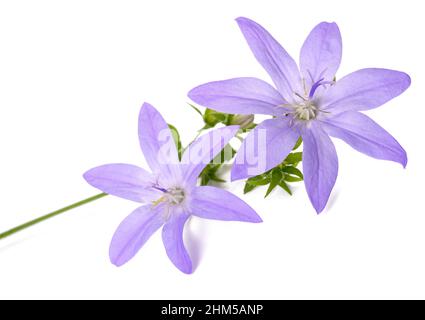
[0,193,108,240]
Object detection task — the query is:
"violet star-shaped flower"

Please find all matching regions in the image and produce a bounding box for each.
[188,17,410,213]
[84,103,261,274]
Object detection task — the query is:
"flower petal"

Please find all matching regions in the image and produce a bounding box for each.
[231,118,300,180]
[83,164,162,203]
[181,126,239,185]
[302,123,339,213]
[109,204,165,267]
[190,186,262,223]
[300,22,342,88]
[321,111,407,167]
[188,77,285,115]
[236,17,302,102]
[162,211,192,274]
[138,103,182,182]
[320,68,411,113]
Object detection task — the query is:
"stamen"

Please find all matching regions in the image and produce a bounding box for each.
[152,196,166,207]
[302,78,308,96]
[318,109,331,114]
[276,103,292,108]
[294,92,308,101]
[307,70,315,84]
[153,186,167,193]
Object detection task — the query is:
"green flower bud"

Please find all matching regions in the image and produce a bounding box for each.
[203,109,228,127]
[230,114,255,129]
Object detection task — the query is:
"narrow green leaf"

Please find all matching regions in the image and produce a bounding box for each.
[293,137,303,150]
[207,163,220,173]
[283,175,303,183]
[246,174,271,186]
[198,140,238,186]
[265,169,282,198]
[188,103,203,118]
[244,182,257,194]
[247,171,270,182]
[209,176,226,183]
[281,166,304,179]
[168,124,183,160]
[200,174,210,186]
[284,152,303,164]
[278,180,292,195]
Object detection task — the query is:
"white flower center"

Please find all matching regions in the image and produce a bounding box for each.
[293,101,318,121]
[277,77,334,122]
[164,187,185,205]
[152,186,186,208]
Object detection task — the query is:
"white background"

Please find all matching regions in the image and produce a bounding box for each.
[0,0,424,300]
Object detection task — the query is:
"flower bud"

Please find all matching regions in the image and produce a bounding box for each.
[230,114,255,129]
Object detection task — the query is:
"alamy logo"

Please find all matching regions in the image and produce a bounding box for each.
[157,127,267,175]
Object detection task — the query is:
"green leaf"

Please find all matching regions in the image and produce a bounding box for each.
[278,180,292,195]
[293,137,303,150]
[265,169,282,198]
[283,175,303,183]
[200,174,210,186]
[246,174,271,186]
[247,171,270,181]
[199,166,214,186]
[188,103,203,118]
[284,152,303,164]
[244,182,257,194]
[168,124,183,160]
[209,176,226,183]
[198,143,237,186]
[281,166,304,179]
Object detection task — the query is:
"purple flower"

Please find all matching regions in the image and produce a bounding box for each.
[84,103,262,274]
[188,17,410,213]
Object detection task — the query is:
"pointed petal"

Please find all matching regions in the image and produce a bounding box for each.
[188,77,285,115]
[300,22,342,87]
[321,68,411,113]
[236,17,302,102]
[302,124,338,213]
[321,111,407,167]
[190,186,262,223]
[231,118,300,180]
[109,204,165,267]
[162,211,192,274]
[138,103,181,182]
[181,126,239,185]
[83,164,162,203]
